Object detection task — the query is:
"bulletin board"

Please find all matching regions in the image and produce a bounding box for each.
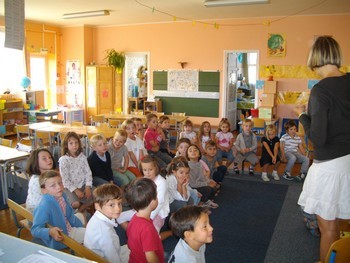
[153,70,220,117]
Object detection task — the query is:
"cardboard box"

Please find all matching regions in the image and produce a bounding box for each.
[260,93,276,107]
[259,106,276,120]
[263,81,277,94]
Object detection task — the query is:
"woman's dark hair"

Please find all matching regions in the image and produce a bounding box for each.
[26,148,56,176]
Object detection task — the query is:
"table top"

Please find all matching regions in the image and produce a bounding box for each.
[0,145,30,163]
[0,232,91,263]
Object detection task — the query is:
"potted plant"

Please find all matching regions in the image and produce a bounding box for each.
[104,49,125,73]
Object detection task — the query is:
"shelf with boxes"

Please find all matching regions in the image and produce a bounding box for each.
[144,100,162,115]
[259,81,277,120]
[0,98,24,136]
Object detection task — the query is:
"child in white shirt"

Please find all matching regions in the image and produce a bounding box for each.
[179,119,198,146]
[84,184,130,263]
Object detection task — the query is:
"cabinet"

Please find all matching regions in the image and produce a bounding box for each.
[0,99,24,136]
[144,100,162,114]
[19,90,45,108]
[128,97,147,114]
[86,66,115,122]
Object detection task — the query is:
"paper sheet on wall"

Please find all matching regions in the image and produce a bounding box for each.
[168,70,199,91]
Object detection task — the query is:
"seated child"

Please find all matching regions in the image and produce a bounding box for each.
[125,178,165,263]
[215,118,235,169]
[108,129,136,186]
[280,120,309,181]
[122,119,145,177]
[168,205,213,263]
[259,124,281,181]
[201,140,226,186]
[159,115,175,158]
[88,134,114,186]
[84,184,130,263]
[234,119,259,175]
[187,144,218,209]
[26,148,56,213]
[167,156,198,213]
[131,117,145,141]
[179,119,198,146]
[59,131,93,212]
[175,138,191,157]
[144,113,172,172]
[198,121,215,154]
[31,170,85,250]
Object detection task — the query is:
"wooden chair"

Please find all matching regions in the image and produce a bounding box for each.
[71,121,83,127]
[7,199,33,238]
[34,130,52,149]
[108,119,121,128]
[16,124,34,147]
[0,138,13,147]
[325,237,350,263]
[90,115,105,126]
[7,199,108,263]
[172,112,186,117]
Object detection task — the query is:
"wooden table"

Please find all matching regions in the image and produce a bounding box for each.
[0,145,30,204]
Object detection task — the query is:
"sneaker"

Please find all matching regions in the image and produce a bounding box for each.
[283,172,294,181]
[300,173,306,180]
[233,166,240,175]
[261,173,270,182]
[272,171,280,181]
[205,200,219,209]
[249,168,254,176]
[294,175,303,182]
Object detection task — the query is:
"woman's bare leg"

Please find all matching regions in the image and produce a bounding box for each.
[316,215,340,262]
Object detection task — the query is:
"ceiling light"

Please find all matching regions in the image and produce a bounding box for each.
[62,10,110,19]
[204,0,269,7]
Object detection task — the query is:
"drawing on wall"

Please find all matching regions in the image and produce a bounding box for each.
[267,33,286,57]
[168,70,199,91]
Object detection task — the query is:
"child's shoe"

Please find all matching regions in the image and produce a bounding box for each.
[294,175,303,182]
[233,166,240,175]
[283,171,293,181]
[261,172,270,182]
[204,200,219,209]
[249,167,254,176]
[272,170,280,181]
[300,173,306,180]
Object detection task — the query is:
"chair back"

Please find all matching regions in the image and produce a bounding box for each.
[16,125,33,143]
[172,112,186,117]
[34,130,52,149]
[0,138,13,147]
[108,119,121,128]
[71,121,83,127]
[91,115,105,126]
[325,237,350,263]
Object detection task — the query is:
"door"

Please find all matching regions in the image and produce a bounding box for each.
[224,52,238,130]
[123,52,150,113]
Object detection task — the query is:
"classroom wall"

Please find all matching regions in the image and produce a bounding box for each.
[77,14,350,126]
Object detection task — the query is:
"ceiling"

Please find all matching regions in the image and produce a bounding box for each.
[0,0,350,27]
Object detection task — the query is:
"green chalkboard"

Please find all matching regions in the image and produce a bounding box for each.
[153,70,220,117]
[157,97,219,117]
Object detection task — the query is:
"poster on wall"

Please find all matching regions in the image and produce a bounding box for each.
[168,69,199,91]
[267,33,286,58]
[66,60,83,107]
[66,60,81,85]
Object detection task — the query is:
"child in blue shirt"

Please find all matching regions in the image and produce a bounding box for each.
[31,170,85,250]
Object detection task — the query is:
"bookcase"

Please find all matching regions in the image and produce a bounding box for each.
[0,98,24,136]
[144,100,162,114]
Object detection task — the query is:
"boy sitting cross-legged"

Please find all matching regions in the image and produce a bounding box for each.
[84,184,130,263]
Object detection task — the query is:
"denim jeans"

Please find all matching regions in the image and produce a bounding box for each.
[285,151,309,174]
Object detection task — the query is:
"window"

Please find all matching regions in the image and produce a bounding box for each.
[0,29,26,94]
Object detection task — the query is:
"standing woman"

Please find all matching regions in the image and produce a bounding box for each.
[297,36,350,262]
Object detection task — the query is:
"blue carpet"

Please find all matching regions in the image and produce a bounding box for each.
[0,176,28,210]
[163,177,288,263]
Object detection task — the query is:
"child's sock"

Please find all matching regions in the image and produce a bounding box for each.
[249,166,254,175]
[233,163,239,174]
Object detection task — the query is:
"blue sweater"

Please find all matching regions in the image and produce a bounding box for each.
[31,193,83,250]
